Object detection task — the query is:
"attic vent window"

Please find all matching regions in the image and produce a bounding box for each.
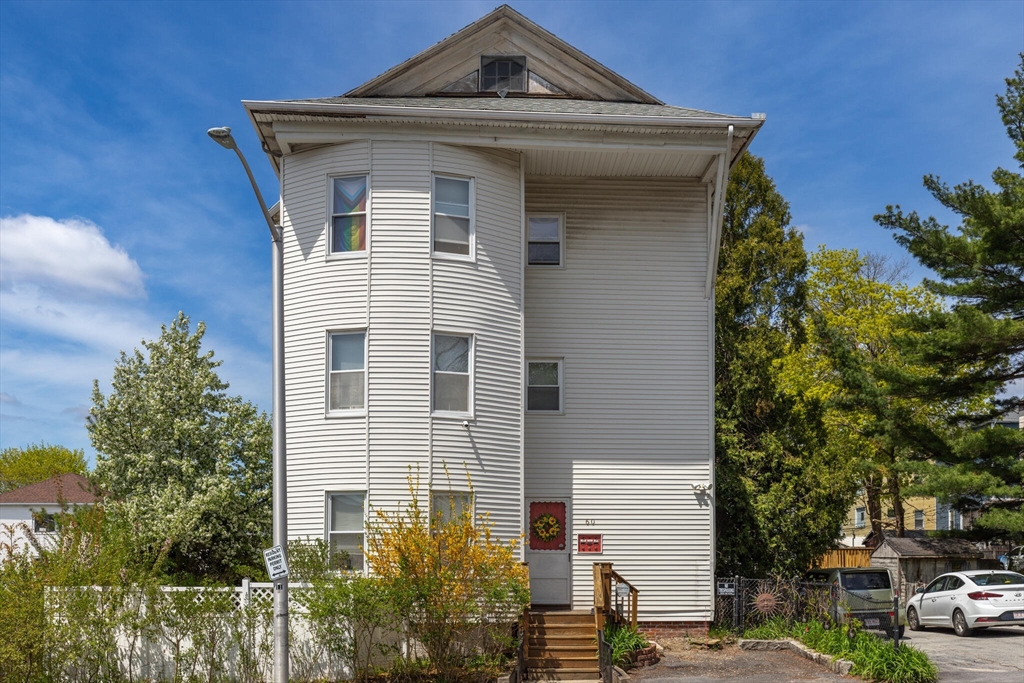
[480,56,526,92]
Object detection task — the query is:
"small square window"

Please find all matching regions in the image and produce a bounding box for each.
[328,332,365,412]
[330,176,367,254]
[327,492,365,570]
[431,492,474,528]
[527,215,564,267]
[33,512,56,533]
[527,360,562,412]
[433,334,472,414]
[480,56,526,92]
[433,176,473,258]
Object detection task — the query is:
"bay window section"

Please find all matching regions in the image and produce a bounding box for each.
[328,331,365,412]
[433,334,471,414]
[433,176,473,257]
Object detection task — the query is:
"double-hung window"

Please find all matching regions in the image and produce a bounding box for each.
[433,334,471,414]
[433,176,473,257]
[327,492,365,570]
[328,332,365,412]
[855,507,866,528]
[914,509,924,530]
[527,215,564,266]
[331,175,367,254]
[430,491,474,528]
[527,359,562,412]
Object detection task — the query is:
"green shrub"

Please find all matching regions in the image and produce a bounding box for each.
[744,618,937,683]
[603,623,650,668]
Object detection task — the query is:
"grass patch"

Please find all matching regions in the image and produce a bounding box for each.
[744,619,937,683]
[603,623,650,668]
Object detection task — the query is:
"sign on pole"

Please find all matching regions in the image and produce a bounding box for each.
[263,545,289,582]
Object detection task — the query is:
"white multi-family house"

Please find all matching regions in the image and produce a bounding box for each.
[0,473,99,556]
[243,5,761,631]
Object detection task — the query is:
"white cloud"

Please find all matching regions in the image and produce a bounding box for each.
[0,214,144,298]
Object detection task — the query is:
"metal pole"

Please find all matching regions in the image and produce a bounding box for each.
[893,590,900,651]
[218,136,288,682]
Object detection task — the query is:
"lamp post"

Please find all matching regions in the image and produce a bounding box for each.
[208,126,289,682]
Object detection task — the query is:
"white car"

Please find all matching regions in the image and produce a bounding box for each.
[906,570,1024,636]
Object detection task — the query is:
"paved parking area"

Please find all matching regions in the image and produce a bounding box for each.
[900,625,1024,683]
[630,641,848,683]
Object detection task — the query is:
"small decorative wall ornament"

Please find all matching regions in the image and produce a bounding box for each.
[532,513,561,541]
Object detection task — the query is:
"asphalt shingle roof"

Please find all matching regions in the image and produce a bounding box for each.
[876,533,983,558]
[0,473,100,505]
[283,97,736,120]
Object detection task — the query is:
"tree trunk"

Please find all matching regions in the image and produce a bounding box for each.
[865,475,884,541]
[889,475,906,537]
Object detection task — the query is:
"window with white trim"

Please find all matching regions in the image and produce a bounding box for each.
[328,332,365,412]
[433,334,471,414]
[855,507,866,528]
[914,509,924,530]
[430,491,474,528]
[527,215,564,266]
[327,492,365,570]
[527,359,562,412]
[33,511,56,533]
[433,176,473,257]
[330,175,367,254]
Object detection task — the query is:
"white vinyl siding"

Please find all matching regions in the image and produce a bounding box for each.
[281,142,370,542]
[524,177,712,621]
[431,144,523,542]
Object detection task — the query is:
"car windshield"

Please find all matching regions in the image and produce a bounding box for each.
[842,572,891,590]
[967,572,1024,586]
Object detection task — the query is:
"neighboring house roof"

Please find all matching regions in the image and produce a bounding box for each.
[872,532,983,559]
[0,473,100,505]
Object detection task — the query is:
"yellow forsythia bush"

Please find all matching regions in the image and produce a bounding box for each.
[364,472,530,682]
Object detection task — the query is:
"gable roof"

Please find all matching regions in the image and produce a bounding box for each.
[872,532,983,559]
[344,5,661,104]
[0,473,100,505]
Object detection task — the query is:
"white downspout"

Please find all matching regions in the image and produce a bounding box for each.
[704,125,733,298]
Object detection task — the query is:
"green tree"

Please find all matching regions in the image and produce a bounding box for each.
[715,154,857,576]
[874,54,1024,534]
[0,442,88,493]
[780,249,977,539]
[89,313,272,581]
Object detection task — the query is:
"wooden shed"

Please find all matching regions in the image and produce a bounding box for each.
[869,532,997,599]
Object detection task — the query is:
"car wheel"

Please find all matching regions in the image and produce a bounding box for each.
[952,609,973,637]
[908,607,924,631]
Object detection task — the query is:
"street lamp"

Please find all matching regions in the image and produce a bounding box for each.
[208,126,289,682]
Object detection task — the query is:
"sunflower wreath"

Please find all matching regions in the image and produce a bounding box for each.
[532,513,561,542]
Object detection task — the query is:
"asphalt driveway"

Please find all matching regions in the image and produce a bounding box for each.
[899,625,1024,683]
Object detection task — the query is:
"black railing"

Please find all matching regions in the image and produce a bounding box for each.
[597,628,613,683]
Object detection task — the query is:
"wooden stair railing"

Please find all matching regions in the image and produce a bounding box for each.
[592,562,638,632]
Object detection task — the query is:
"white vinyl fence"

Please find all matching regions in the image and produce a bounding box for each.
[45,581,349,683]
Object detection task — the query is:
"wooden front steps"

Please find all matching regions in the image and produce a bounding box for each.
[525,610,600,682]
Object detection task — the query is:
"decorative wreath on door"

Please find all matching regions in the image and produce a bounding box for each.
[532,513,561,541]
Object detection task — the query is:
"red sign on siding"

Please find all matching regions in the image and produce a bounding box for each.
[577,533,602,554]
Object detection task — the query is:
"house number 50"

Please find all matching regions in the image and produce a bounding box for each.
[584,519,597,526]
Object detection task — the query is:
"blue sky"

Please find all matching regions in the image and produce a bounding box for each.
[1,1,1021,461]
